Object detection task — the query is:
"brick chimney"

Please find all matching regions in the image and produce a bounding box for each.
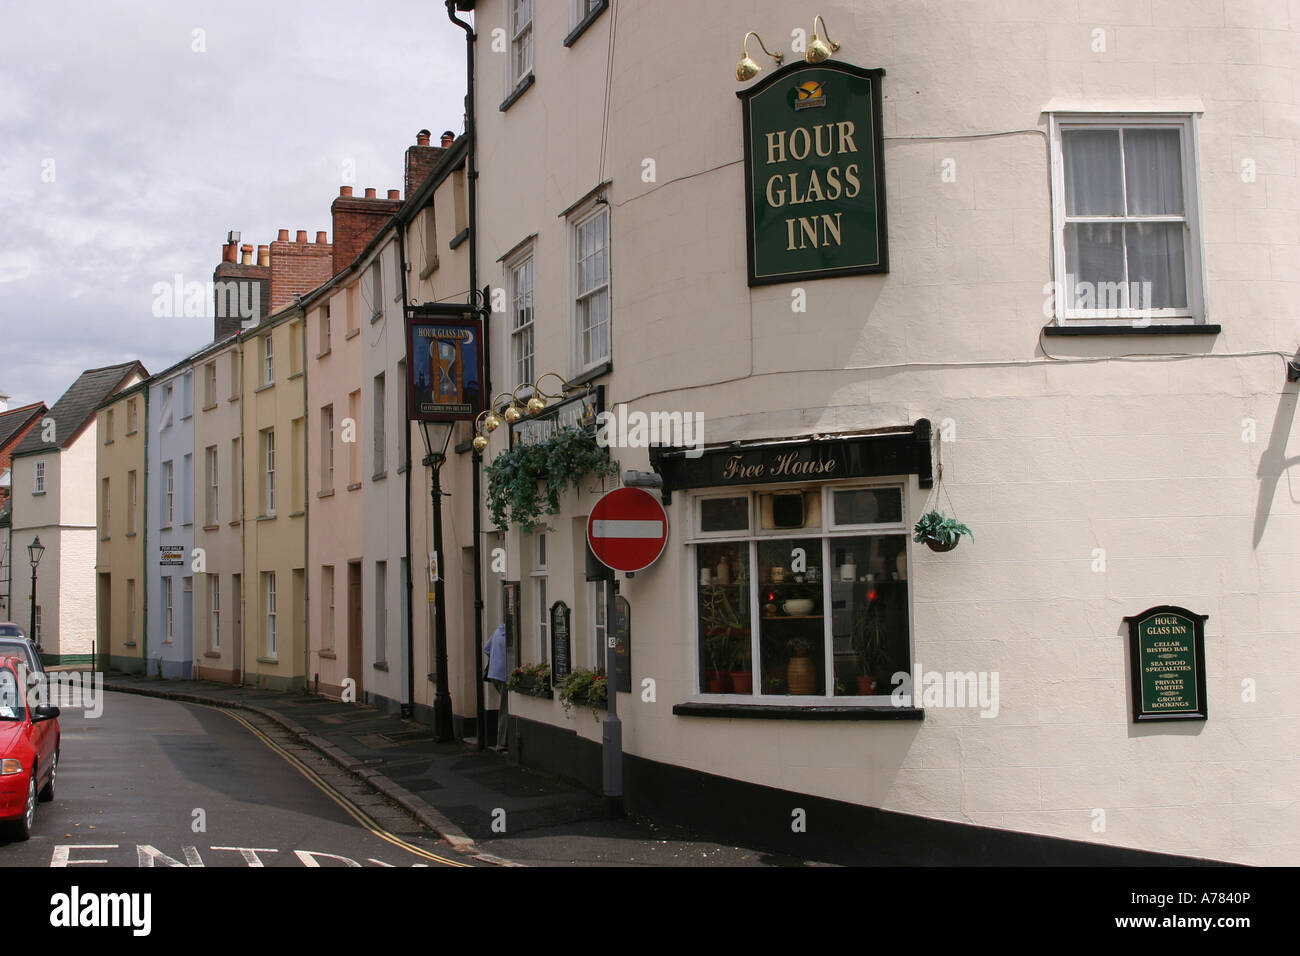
[269,228,333,314]
[331,185,402,275]
[405,128,446,197]
[212,229,270,341]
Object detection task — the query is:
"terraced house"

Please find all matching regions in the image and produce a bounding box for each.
[95,380,148,673]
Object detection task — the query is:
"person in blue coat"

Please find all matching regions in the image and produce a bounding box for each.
[485,622,508,751]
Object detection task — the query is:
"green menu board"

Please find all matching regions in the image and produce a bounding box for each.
[1124,606,1208,722]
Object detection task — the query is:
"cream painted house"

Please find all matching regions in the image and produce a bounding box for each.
[467,0,1300,865]
[95,380,149,673]
[11,362,146,665]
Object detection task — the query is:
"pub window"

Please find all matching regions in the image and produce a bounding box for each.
[1049,113,1204,325]
[572,203,610,372]
[692,483,910,700]
[509,0,533,90]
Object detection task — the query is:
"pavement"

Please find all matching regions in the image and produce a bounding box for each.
[96,672,825,867]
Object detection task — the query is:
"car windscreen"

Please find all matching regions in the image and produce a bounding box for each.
[0,625,23,636]
[0,640,38,674]
[0,668,24,720]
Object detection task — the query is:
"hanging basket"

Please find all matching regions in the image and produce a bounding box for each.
[923,535,961,553]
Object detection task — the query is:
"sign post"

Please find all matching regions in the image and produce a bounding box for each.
[585,487,670,818]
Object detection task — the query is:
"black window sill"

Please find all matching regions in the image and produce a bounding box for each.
[568,360,612,387]
[419,256,440,279]
[1043,323,1221,336]
[499,73,535,112]
[449,227,469,250]
[564,1,608,47]
[673,701,925,721]
[373,661,389,672]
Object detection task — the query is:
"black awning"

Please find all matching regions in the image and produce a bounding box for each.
[648,419,932,502]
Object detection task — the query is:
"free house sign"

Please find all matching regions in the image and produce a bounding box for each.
[1124,606,1209,722]
[738,60,888,286]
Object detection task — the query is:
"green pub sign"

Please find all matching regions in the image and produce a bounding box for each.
[739,60,888,286]
[1124,605,1208,722]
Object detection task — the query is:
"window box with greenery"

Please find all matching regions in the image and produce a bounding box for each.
[506,661,552,699]
[484,424,617,531]
[557,667,607,718]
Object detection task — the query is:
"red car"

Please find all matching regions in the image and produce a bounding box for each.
[0,656,60,841]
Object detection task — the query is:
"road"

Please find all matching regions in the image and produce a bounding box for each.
[0,690,480,867]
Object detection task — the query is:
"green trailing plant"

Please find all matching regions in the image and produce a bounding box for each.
[483,425,617,531]
[506,661,552,697]
[852,604,888,677]
[557,667,607,719]
[912,510,973,549]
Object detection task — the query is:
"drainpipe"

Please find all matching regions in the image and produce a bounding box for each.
[398,227,415,722]
[141,386,149,674]
[445,0,487,751]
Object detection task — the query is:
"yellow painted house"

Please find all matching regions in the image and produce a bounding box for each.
[240,305,308,690]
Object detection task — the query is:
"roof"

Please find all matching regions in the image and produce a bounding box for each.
[12,361,147,458]
[0,402,46,451]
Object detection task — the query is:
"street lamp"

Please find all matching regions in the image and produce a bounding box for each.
[420,421,456,741]
[28,536,44,650]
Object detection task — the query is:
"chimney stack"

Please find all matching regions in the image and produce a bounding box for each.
[268,227,333,314]
[406,127,449,196]
[331,182,403,275]
[213,231,270,342]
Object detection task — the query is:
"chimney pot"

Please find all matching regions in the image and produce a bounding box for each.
[441,130,455,147]
[364,187,377,199]
[257,245,270,266]
[295,230,306,243]
[277,229,289,241]
[240,244,253,265]
[387,189,400,200]
[339,185,353,197]
[316,230,327,244]
[417,129,431,146]
[223,241,238,263]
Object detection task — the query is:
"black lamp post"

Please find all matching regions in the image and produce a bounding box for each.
[420,421,455,742]
[28,536,44,650]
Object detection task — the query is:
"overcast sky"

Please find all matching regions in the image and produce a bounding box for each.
[0,0,468,409]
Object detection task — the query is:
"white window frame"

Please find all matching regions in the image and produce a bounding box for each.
[127,579,136,643]
[101,477,110,538]
[572,0,604,27]
[128,470,137,533]
[323,565,335,651]
[206,445,219,525]
[508,248,536,387]
[163,460,174,527]
[685,478,914,703]
[530,530,548,663]
[375,561,388,665]
[34,460,45,494]
[368,259,383,322]
[163,577,174,645]
[209,574,221,652]
[263,428,276,515]
[205,362,217,407]
[105,408,114,443]
[1048,112,1206,327]
[265,571,277,658]
[509,0,534,89]
[263,334,274,385]
[570,201,611,373]
[588,578,607,670]
[372,373,386,476]
[128,398,138,433]
[322,405,335,491]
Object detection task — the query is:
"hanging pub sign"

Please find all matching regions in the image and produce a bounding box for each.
[738,60,888,286]
[550,601,572,683]
[511,385,603,449]
[405,310,483,422]
[1124,606,1208,722]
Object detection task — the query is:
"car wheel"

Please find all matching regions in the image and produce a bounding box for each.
[38,749,57,802]
[10,773,36,841]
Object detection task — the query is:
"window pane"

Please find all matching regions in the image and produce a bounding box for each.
[757,537,824,696]
[700,496,748,533]
[1123,128,1183,216]
[829,535,910,696]
[1125,222,1187,309]
[833,488,902,525]
[696,542,752,694]
[1063,129,1123,215]
[1065,222,1124,308]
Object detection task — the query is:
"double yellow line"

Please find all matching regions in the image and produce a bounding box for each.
[213,705,471,867]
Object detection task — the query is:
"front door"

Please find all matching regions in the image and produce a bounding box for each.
[347,561,362,698]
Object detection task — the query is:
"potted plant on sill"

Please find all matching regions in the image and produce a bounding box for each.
[557,667,607,719]
[700,581,748,693]
[730,639,753,695]
[786,638,816,695]
[851,606,886,695]
[913,510,973,553]
[506,661,552,698]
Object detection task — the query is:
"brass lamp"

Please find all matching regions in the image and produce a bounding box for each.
[805,15,839,63]
[472,410,492,452]
[525,372,569,415]
[737,31,783,81]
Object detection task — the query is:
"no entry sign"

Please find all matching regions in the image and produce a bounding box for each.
[586,487,669,574]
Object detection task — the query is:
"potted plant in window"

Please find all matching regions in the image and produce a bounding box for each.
[852,606,886,695]
[700,582,747,693]
[913,510,973,553]
[786,637,816,695]
[730,636,753,695]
